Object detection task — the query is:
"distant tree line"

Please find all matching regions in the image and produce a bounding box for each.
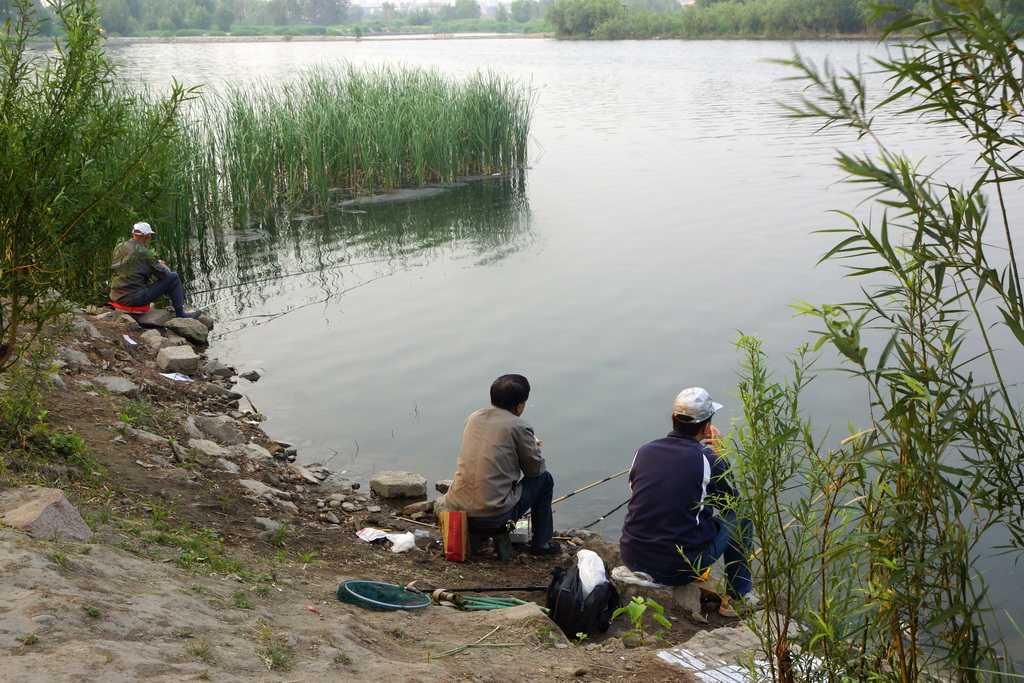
[546,0,1024,38]
[81,0,551,35]
[46,0,1022,37]
[94,0,351,35]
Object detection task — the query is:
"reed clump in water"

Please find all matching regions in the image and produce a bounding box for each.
[178,63,534,229]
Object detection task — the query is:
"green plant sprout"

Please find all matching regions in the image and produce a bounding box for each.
[612,596,671,646]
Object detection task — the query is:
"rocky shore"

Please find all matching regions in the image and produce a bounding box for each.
[0,305,759,682]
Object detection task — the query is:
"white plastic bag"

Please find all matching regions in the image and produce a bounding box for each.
[575,549,608,598]
[385,531,416,553]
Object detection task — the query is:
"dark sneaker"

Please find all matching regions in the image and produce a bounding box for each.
[177,310,203,319]
[528,541,562,556]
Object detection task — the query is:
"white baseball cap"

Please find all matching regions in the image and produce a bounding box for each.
[672,387,723,422]
[132,222,154,236]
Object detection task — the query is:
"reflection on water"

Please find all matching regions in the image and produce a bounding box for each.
[183,174,532,327]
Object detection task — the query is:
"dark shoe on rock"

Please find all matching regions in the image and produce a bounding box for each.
[529,541,562,556]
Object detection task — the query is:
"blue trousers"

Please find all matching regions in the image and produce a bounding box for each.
[129,272,187,314]
[469,471,554,549]
[623,510,753,598]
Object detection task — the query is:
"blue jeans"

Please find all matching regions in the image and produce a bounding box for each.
[624,510,753,598]
[129,272,187,314]
[469,471,554,549]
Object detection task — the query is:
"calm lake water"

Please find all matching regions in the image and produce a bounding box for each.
[109,37,1021,650]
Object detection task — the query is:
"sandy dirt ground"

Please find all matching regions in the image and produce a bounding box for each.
[0,309,748,682]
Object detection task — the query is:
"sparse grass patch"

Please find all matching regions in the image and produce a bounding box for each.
[16,633,39,645]
[268,523,291,547]
[253,620,295,671]
[187,637,212,662]
[50,550,72,569]
[233,590,255,609]
[84,605,102,618]
[118,396,178,434]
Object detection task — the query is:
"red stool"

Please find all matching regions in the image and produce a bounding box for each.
[108,302,150,313]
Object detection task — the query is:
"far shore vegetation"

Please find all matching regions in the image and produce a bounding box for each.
[9,0,1023,41]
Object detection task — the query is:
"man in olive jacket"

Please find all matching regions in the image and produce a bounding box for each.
[445,374,560,556]
[109,222,199,318]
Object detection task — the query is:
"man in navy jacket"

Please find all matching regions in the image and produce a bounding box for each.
[620,387,758,610]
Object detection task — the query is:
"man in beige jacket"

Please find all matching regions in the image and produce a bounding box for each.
[445,374,560,556]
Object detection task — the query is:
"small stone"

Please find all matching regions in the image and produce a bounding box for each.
[403,500,434,515]
[215,458,240,474]
[325,512,340,524]
[328,500,342,509]
[253,517,279,532]
[203,358,235,379]
[366,505,381,513]
[240,370,261,382]
[188,439,229,457]
[435,479,453,494]
[32,615,57,624]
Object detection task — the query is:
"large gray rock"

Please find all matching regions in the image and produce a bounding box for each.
[195,415,247,445]
[93,375,140,397]
[0,486,92,542]
[214,458,240,474]
[618,581,705,624]
[57,347,92,370]
[156,345,200,374]
[369,471,427,499]
[164,317,209,344]
[188,438,230,457]
[136,309,174,328]
[231,443,273,462]
[70,316,101,339]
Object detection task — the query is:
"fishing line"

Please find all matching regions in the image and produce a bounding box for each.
[211,270,398,335]
[191,257,396,297]
[551,469,629,506]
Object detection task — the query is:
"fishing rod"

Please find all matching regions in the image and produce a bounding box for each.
[551,469,629,506]
[580,497,631,530]
[448,585,547,593]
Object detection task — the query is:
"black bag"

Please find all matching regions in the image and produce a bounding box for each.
[546,559,621,637]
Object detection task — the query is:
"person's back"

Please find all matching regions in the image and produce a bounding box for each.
[618,387,757,611]
[620,431,724,571]
[443,374,561,556]
[446,406,542,516]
